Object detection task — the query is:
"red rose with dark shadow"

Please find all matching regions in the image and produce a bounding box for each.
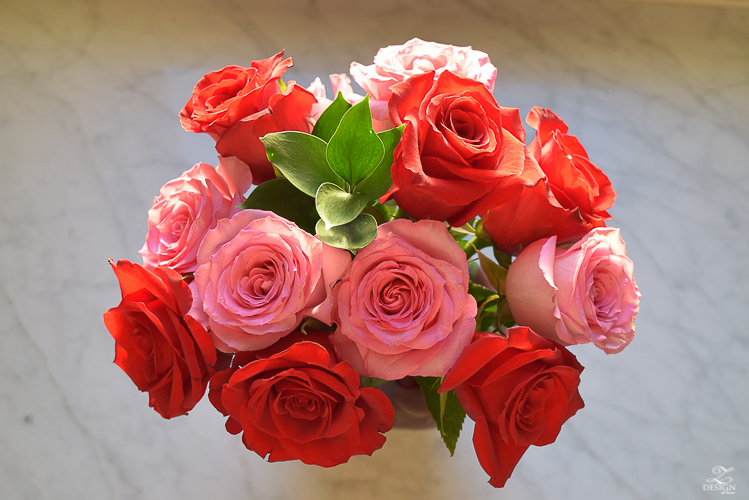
[387,70,543,226]
[103,259,217,418]
[483,107,615,255]
[209,330,394,467]
[440,327,584,488]
[179,52,316,184]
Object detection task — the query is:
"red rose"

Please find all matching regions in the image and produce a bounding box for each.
[387,70,543,226]
[179,52,292,138]
[483,107,615,254]
[103,259,217,419]
[440,327,584,488]
[209,330,394,467]
[179,52,317,184]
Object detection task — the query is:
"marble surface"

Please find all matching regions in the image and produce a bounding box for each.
[1,0,748,498]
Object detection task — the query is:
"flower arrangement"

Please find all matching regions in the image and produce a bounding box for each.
[104,38,641,488]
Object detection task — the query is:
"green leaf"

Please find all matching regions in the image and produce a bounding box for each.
[261,131,345,197]
[315,213,377,251]
[354,125,404,200]
[415,376,466,456]
[315,182,368,229]
[496,297,515,328]
[312,92,352,143]
[468,282,496,305]
[238,178,319,234]
[360,376,388,388]
[326,95,385,188]
[362,203,389,225]
[476,249,508,295]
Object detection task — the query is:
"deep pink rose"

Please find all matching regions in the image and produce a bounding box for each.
[332,219,477,380]
[190,210,351,352]
[350,38,497,131]
[506,228,641,354]
[306,74,365,123]
[139,157,252,274]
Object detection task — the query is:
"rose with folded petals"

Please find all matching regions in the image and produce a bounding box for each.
[506,227,641,354]
[331,219,477,380]
[103,260,217,419]
[306,73,365,123]
[484,107,616,255]
[179,52,293,139]
[209,330,394,467]
[440,328,585,488]
[387,70,543,226]
[179,52,317,184]
[190,210,351,352]
[139,157,252,274]
[350,38,497,131]
[214,82,317,184]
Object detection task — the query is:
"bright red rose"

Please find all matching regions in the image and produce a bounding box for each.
[483,107,615,255]
[387,70,543,226]
[440,327,584,488]
[209,330,395,467]
[179,52,292,138]
[179,52,317,184]
[103,259,217,419]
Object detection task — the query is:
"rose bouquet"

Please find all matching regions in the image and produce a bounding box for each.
[104,38,641,488]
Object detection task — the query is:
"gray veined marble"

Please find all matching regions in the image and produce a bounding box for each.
[0,0,747,498]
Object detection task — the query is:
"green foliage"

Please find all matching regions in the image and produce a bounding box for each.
[312,92,352,143]
[315,213,378,251]
[238,178,319,234]
[360,376,388,388]
[260,96,404,250]
[354,125,404,200]
[326,96,385,188]
[415,376,466,456]
[260,132,344,196]
[315,182,369,229]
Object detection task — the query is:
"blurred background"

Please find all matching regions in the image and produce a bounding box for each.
[1,0,748,498]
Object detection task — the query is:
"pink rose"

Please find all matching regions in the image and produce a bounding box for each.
[332,219,477,380]
[306,74,365,123]
[190,210,351,352]
[139,157,252,274]
[350,38,497,131]
[506,228,641,354]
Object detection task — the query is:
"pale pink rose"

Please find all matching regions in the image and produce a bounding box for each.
[306,74,365,124]
[332,219,477,380]
[190,210,351,352]
[350,38,498,131]
[506,227,641,354]
[139,157,252,274]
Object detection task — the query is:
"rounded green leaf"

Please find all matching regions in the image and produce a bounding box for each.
[315,213,377,251]
[315,182,369,229]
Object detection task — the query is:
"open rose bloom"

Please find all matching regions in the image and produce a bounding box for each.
[104,41,640,486]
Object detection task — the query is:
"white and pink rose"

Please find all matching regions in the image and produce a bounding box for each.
[350,38,497,131]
